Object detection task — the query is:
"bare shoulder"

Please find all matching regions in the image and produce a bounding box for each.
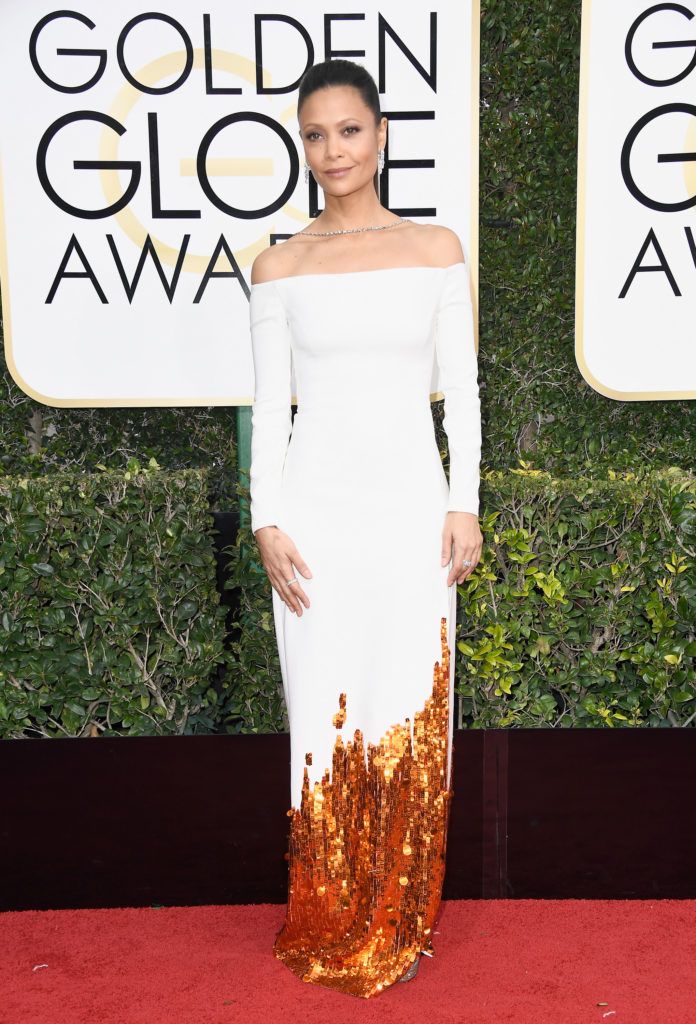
[251,242,300,285]
[251,244,282,285]
[417,223,466,266]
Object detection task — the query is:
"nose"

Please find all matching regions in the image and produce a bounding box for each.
[325,132,345,161]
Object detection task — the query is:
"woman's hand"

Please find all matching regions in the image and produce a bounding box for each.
[254,526,313,616]
[441,511,483,586]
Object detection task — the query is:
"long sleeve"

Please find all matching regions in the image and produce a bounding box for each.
[434,262,482,516]
[248,282,293,535]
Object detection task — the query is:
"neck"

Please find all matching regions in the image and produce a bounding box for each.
[319,181,389,230]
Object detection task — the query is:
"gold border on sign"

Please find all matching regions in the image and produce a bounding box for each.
[575,0,695,401]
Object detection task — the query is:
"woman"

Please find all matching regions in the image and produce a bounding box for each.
[249,57,482,998]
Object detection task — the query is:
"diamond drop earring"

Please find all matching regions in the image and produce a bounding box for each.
[304,162,310,184]
[377,148,385,175]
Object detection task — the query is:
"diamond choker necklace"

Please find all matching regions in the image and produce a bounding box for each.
[298,217,410,237]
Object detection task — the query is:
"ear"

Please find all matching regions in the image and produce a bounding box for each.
[378,115,388,148]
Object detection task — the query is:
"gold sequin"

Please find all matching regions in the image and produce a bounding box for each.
[273,616,453,998]
[332,692,347,729]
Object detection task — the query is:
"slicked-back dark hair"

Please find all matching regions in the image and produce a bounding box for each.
[297,58,382,125]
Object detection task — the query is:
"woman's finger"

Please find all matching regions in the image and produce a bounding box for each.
[447,540,474,586]
[454,541,482,584]
[257,530,313,616]
[278,556,310,615]
[441,529,454,567]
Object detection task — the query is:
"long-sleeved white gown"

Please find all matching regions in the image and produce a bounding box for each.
[248,260,481,998]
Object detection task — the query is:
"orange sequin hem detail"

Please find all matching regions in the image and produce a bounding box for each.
[273,615,454,998]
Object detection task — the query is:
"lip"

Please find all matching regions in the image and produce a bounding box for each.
[323,166,354,177]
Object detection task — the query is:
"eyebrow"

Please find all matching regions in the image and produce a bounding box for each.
[301,117,363,129]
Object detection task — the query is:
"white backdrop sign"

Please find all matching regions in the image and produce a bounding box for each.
[0,2,478,407]
[576,0,696,400]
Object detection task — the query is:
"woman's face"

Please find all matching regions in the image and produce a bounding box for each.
[299,84,387,195]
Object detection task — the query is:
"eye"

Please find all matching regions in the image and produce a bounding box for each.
[344,126,360,135]
[305,131,321,141]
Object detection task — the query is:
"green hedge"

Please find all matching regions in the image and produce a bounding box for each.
[455,467,695,727]
[0,464,230,738]
[1,466,693,737]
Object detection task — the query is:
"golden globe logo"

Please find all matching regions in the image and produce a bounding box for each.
[31,11,314,300]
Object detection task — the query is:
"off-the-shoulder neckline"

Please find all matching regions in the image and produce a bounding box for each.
[250,262,466,288]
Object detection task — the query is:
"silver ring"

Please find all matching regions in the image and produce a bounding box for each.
[462,559,472,567]
[286,577,299,586]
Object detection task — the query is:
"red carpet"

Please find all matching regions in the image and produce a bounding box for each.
[2,899,694,1023]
